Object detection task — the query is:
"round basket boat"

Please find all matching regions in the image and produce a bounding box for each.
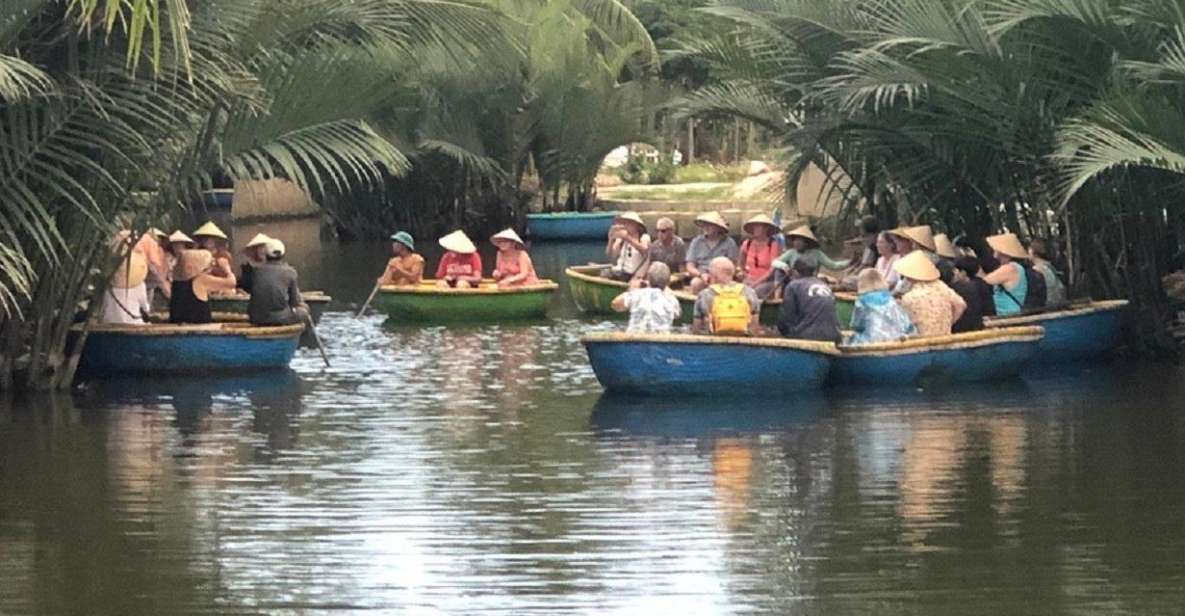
[374,280,558,323]
[527,211,617,240]
[208,290,332,323]
[832,326,1045,385]
[985,300,1128,361]
[76,322,304,374]
[581,331,839,395]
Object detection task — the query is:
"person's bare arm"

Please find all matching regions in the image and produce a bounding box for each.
[981,264,1014,286]
[611,292,630,312]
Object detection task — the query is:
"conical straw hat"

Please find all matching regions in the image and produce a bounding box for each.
[110,251,148,289]
[933,233,958,259]
[439,230,477,254]
[244,233,271,249]
[491,228,525,247]
[887,227,912,242]
[743,213,778,235]
[986,232,1027,260]
[613,211,647,232]
[176,249,214,281]
[783,225,819,245]
[893,249,940,282]
[694,211,729,231]
[168,230,194,245]
[149,228,168,240]
[192,221,228,240]
[904,225,936,252]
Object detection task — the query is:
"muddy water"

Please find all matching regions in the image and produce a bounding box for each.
[2,239,1185,615]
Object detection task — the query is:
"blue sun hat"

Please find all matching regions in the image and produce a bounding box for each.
[391,231,415,251]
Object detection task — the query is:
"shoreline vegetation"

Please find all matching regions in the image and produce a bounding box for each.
[4,0,1185,391]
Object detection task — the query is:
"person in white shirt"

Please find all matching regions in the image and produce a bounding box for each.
[603,211,651,282]
[99,251,152,325]
[611,262,681,333]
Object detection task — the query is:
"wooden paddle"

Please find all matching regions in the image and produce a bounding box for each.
[356,282,381,318]
[303,312,331,367]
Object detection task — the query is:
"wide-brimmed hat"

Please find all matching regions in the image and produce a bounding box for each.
[244,233,271,250]
[694,211,729,231]
[903,225,936,252]
[490,228,526,248]
[176,249,214,281]
[933,233,959,259]
[168,230,194,245]
[893,249,940,282]
[265,238,285,259]
[192,221,228,240]
[110,251,148,289]
[743,214,778,235]
[390,231,415,251]
[783,225,819,245]
[613,211,647,232]
[439,230,477,254]
[987,232,1027,260]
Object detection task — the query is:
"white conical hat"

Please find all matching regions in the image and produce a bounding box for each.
[613,211,647,232]
[694,211,729,231]
[904,225,936,252]
[192,221,228,240]
[933,233,959,259]
[490,228,525,247]
[110,251,148,289]
[244,233,271,249]
[893,249,940,282]
[987,232,1027,260]
[438,230,477,254]
[168,230,194,244]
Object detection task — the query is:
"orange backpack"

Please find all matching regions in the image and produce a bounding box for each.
[709,284,751,334]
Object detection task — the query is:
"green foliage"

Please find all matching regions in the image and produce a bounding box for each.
[673,162,748,183]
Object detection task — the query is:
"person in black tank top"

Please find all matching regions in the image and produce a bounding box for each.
[169,249,236,324]
[169,278,212,323]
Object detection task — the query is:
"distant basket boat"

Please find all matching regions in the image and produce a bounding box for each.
[208,290,331,323]
[985,300,1128,361]
[582,332,838,395]
[374,280,558,322]
[76,322,304,374]
[832,326,1044,385]
[527,212,618,240]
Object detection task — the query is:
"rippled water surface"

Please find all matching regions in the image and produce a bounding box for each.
[3,240,1185,615]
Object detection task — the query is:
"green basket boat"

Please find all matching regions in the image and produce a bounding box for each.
[374,280,558,323]
[208,290,332,323]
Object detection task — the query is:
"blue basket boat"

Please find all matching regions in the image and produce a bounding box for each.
[76,322,304,374]
[527,211,618,240]
[832,326,1045,386]
[985,300,1128,361]
[581,332,838,395]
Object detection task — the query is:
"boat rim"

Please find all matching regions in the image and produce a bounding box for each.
[378,280,559,295]
[837,325,1045,357]
[209,291,332,303]
[77,322,305,339]
[985,299,1129,327]
[527,211,618,219]
[567,264,855,306]
[581,331,840,356]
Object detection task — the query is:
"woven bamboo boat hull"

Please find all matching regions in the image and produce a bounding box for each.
[832,326,1044,385]
[374,280,557,322]
[566,265,628,316]
[77,322,303,374]
[985,300,1127,361]
[582,332,838,395]
[835,292,855,328]
[527,212,617,239]
[208,291,331,323]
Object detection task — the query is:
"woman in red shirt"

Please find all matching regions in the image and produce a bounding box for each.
[739,214,782,299]
[490,228,539,288]
[434,230,483,288]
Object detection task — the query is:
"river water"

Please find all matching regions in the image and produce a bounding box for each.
[3,238,1185,615]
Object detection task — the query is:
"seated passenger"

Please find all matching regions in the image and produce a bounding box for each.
[611,262,681,334]
[686,212,739,294]
[846,269,916,345]
[490,228,539,288]
[192,221,233,278]
[378,231,424,286]
[238,233,271,293]
[895,251,966,337]
[772,226,850,296]
[646,217,686,274]
[1028,238,1068,307]
[982,232,1029,316]
[950,256,992,333]
[777,256,841,343]
[934,233,959,283]
[692,256,759,335]
[247,239,309,326]
[603,212,650,282]
[99,250,151,325]
[170,249,237,324]
[739,214,781,299]
[434,230,483,289]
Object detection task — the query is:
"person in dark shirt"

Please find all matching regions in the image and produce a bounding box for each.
[247,239,309,326]
[777,256,841,343]
[950,255,993,332]
[237,233,271,293]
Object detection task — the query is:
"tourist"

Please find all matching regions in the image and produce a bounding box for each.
[192,221,233,278]
[692,256,759,335]
[247,239,309,326]
[611,262,681,334]
[846,268,916,344]
[169,249,237,324]
[855,215,881,270]
[739,214,782,299]
[895,250,966,337]
[686,212,739,294]
[377,231,424,286]
[99,249,151,325]
[603,212,651,282]
[887,225,936,293]
[1029,238,1067,307]
[950,255,992,333]
[890,227,916,257]
[490,228,539,288]
[139,228,171,303]
[982,232,1029,316]
[774,225,851,272]
[434,230,483,289]
[646,217,686,274]
[874,231,902,288]
[933,232,959,284]
[238,232,271,293]
[776,256,841,343]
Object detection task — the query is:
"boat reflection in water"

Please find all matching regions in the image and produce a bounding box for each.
[590,392,828,439]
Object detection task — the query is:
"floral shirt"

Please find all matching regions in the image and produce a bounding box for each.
[900,280,967,337]
[623,287,681,334]
[846,289,916,345]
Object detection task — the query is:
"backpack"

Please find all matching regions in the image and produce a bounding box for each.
[709,284,751,335]
[1022,263,1046,309]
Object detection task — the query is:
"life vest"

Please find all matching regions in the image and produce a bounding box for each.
[709,284,751,335]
